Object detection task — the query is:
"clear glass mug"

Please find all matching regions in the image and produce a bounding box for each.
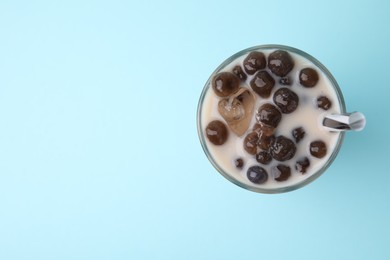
[197,44,365,194]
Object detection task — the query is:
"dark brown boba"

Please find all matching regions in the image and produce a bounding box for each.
[310,140,327,158]
[205,120,228,145]
[232,65,247,81]
[253,123,275,137]
[243,51,266,75]
[268,50,294,77]
[292,127,305,143]
[212,72,240,97]
[258,134,276,151]
[256,103,282,128]
[317,96,332,110]
[258,133,275,151]
[279,77,292,85]
[234,158,244,169]
[273,88,299,114]
[252,123,263,133]
[256,151,272,165]
[299,68,319,88]
[243,132,259,155]
[272,164,291,182]
[247,166,268,184]
[295,157,310,174]
[250,71,275,98]
[270,135,296,161]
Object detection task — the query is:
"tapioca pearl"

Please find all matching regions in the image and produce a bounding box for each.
[243,51,266,75]
[317,96,332,110]
[250,71,275,98]
[270,135,296,161]
[273,88,299,114]
[205,120,229,145]
[256,103,282,128]
[268,50,294,77]
[272,164,291,182]
[259,134,275,151]
[299,68,319,88]
[253,123,275,137]
[243,132,259,155]
[256,150,272,165]
[310,140,327,158]
[234,158,244,169]
[232,65,247,81]
[295,157,310,174]
[212,72,240,97]
[292,127,305,143]
[247,166,268,184]
[279,76,292,86]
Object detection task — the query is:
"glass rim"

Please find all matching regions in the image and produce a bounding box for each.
[197,44,346,194]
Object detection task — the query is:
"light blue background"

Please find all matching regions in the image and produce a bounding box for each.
[0,0,389,259]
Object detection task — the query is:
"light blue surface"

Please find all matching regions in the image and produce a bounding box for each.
[0,0,389,259]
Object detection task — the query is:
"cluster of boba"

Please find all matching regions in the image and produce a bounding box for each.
[205,50,332,185]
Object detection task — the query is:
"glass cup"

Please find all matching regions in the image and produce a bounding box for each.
[197,44,365,194]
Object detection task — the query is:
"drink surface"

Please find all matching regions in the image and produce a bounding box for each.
[199,47,342,191]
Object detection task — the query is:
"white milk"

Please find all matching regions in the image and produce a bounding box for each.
[200,49,342,191]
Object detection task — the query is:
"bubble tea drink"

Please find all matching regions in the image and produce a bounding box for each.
[197,45,365,193]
